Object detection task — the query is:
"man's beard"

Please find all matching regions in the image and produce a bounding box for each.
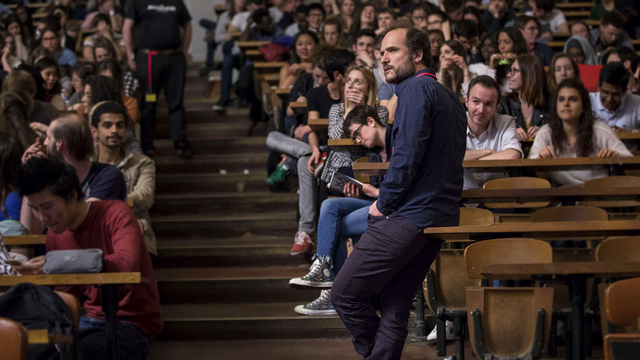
[384,58,416,85]
[47,144,63,161]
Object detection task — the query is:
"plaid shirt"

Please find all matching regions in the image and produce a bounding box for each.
[123,71,138,97]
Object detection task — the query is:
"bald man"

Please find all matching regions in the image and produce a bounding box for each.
[22,113,126,202]
[331,27,466,359]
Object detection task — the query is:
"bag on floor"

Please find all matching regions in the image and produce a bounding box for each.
[0,283,75,360]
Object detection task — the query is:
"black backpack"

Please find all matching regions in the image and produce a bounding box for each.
[0,283,75,360]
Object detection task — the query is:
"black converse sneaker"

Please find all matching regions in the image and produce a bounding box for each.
[294,290,336,316]
[289,256,333,289]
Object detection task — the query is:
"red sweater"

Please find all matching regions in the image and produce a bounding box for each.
[47,201,163,337]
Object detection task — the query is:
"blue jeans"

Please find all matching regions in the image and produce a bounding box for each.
[316,197,372,276]
[220,41,241,102]
[199,19,216,66]
[78,316,153,360]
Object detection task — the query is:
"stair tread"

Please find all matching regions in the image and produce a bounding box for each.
[154,192,296,200]
[153,153,268,163]
[157,171,267,179]
[162,302,336,321]
[157,237,294,249]
[155,266,309,281]
[151,211,297,222]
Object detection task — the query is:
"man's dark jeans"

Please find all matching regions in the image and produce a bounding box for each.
[78,315,153,360]
[331,214,443,359]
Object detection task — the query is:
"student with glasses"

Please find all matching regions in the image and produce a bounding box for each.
[498,54,549,141]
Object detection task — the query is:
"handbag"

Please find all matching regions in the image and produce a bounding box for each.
[259,43,289,62]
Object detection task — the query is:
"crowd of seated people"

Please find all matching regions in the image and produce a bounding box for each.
[0,2,163,357]
[190,0,640,323]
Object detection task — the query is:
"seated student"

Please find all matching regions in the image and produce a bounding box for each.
[290,104,386,315]
[463,76,522,189]
[89,101,158,259]
[320,66,389,186]
[428,29,445,66]
[529,78,633,186]
[1,33,24,71]
[0,132,24,222]
[1,70,60,126]
[589,0,615,21]
[488,27,528,94]
[320,18,344,48]
[97,59,141,124]
[81,0,123,32]
[207,0,246,77]
[443,0,464,22]
[547,53,580,95]
[411,3,431,33]
[462,6,485,37]
[15,157,162,359]
[437,40,476,99]
[376,7,396,36]
[604,47,640,94]
[453,19,482,65]
[279,31,318,89]
[22,112,127,202]
[286,3,324,36]
[499,54,549,141]
[515,15,554,66]
[337,0,357,34]
[482,0,515,38]
[34,58,67,111]
[352,4,377,33]
[0,91,37,150]
[5,15,29,62]
[351,29,376,69]
[427,8,450,35]
[525,0,568,40]
[82,13,124,62]
[88,37,136,97]
[52,5,78,52]
[563,36,598,65]
[591,11,634,56]
[68,62,96,108]
[40,25,76,67]
[570,21,591,42]
[265,49,355,255]
[372,35,395,107]
[590,62,640,135]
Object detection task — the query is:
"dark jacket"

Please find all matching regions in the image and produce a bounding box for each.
[498,95,549,130]
[378,68,466,229]
[533,42,554,66]
[482,10,515,38]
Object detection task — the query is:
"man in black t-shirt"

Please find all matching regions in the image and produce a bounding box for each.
[22,114,127,202]
[123,0,193,158]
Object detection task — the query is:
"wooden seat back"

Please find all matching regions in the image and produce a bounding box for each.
[0,317,28,360]
[425,249,482,311]
[604,278,640,328]
[464,239,553,279]
[583,176,640,208]
[459,207,494,226]
[55,292,80,330]
[531,205,608,222]
[483,177,551,209]
[352,157,371,184]
[604,334,640,360]
[596,237,640,262]
[466,287,554,359]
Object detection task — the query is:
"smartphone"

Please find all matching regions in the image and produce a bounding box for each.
[4,259,23,266]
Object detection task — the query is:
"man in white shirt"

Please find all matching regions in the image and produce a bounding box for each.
[228,0,267,35]
[464,75,523,189]
[525,0,568,40]
[590,62,640,133]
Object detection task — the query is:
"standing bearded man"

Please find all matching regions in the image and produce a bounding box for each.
[331,27,467,359]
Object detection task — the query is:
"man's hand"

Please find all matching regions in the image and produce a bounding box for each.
[22,138,46,164]
[294,125,312,141]
[128,56,136,72]
[596,148,618,158]
[307,149,321,174]
[527,125,540,139]
[538,145,557,159]
[13,256,46,275]
[516,127,528,141]
[369,201,383,216]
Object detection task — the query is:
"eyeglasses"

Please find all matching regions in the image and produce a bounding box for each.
[351,124,364,142]
[508,67,520,76]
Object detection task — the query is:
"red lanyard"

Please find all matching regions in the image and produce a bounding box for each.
[147,51,157,91]
[416,72,437,80]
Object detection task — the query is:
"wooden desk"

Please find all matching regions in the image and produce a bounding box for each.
[28,329,73,344]
[214,5,228,15]
[253,62,286,74]
[461,187,640,204]
[260,73,280,86]
[237,41,270,51]
[328,139,359,147]
[550,39,640,49]
[289,101,307,115]
[521,131,640,146]
[27,3,49,8]
[555,2,594,9]
[423,220,640,240]
[308,118,328,133]
[246,49,263,61]
[228,31,242,39]
[479,261,640,360]
[0,273,145,360]
[4,235,47,246]
[274,88,290,102]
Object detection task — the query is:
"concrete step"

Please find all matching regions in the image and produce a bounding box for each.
[155,172,271,194]
[158,302,348,341]
[151,192,298,217]
[153,153,269,174]
[155,237,307,268]
[153,137,269,156]
[155,266,316,304]
[152,211,298,240]
[156,111,249,125]
[155,122,266,140]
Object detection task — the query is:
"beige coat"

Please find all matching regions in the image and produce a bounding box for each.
[94,146,158,255]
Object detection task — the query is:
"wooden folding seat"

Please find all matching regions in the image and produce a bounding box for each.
[602,278,640,360]
[55,292,80,330]
[464,239,554,360]
[531,204,608,222]
[583,176,640,208]
[483,177,551,209]
[0,318,28,360]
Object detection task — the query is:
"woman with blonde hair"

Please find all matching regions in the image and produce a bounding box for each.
[320,65,388,184]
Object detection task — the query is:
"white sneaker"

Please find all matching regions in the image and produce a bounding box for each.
[426,320,453,343]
